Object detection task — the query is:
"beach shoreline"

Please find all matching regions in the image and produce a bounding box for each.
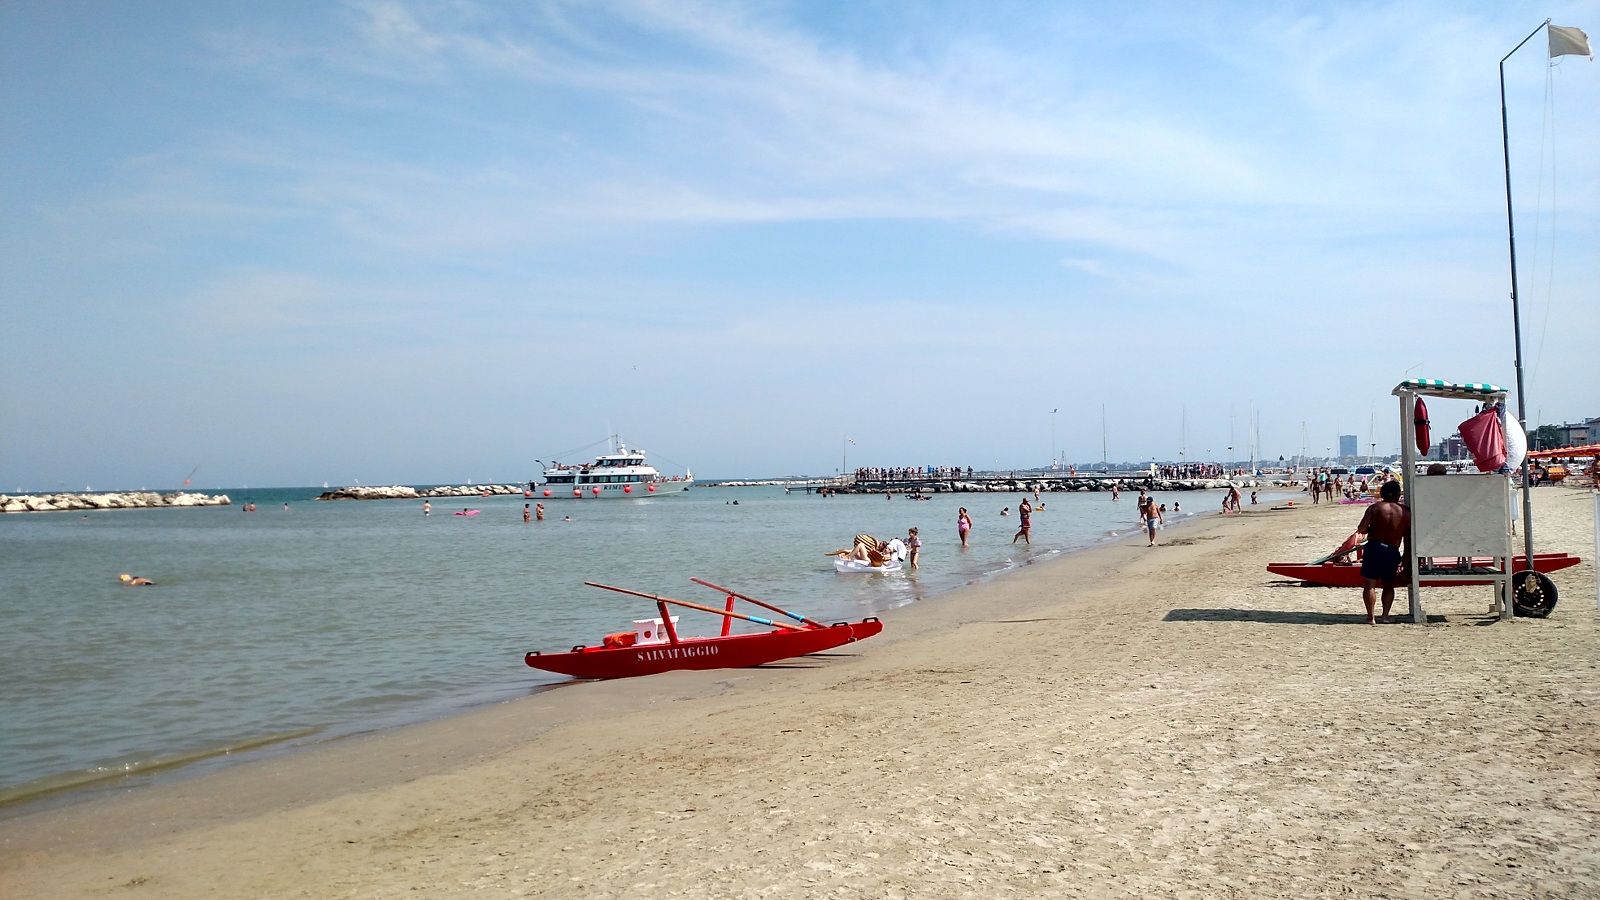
[0,490,1232,818]
[3,488,1595,897]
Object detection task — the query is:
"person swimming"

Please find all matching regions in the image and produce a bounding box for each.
[119,573,155,586]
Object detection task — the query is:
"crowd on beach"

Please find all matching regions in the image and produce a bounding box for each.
[1305,468,1397,504]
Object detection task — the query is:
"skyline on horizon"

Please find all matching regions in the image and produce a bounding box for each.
[4,2,1597,492]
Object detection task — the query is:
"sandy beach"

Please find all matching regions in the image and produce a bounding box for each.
[3,487,1596,898]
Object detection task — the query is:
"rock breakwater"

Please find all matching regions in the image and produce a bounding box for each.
[314,485,524,501]
[0,492,232,513]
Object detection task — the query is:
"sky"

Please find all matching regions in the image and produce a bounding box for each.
[2,1,1597,489]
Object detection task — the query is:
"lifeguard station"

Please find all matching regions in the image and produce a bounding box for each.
[1393,379,1516,623]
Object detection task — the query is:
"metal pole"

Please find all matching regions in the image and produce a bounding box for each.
[1500,19,1548,573]
[1400,391,1422,623]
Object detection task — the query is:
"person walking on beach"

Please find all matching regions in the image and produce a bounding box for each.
[1013,498,1032,545]
[1354,480,1410,625]
[956,507,972,547]
[1139,494,1163,546]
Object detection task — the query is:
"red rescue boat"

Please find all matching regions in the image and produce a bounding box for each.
[524,578,882,679]
[1266,553,1581,587]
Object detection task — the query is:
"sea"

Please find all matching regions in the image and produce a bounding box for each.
[0,481,1261,812]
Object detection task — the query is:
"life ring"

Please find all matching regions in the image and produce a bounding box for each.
[1414,398,1431,456]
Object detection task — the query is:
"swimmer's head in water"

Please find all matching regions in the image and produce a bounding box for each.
[119,573,131,582]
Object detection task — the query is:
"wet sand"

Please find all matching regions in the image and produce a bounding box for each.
[2,487,1596,898]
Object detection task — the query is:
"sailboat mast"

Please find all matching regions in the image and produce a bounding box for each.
[1101,403,1108,470]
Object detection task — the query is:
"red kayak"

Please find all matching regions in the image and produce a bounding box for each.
[1267,553,1581,587]
[524,578,882,679]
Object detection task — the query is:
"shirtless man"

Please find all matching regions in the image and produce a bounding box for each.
[1013,498,1032,545]
[1138,494,1162,546]
[1355,480,1410,625]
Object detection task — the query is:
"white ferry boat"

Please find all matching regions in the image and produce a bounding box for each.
[533,440,692,499]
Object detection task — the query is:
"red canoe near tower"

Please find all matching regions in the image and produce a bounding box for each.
[1266,553,1580,587]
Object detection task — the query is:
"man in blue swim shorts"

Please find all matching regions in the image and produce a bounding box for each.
[1355,480,1410,625]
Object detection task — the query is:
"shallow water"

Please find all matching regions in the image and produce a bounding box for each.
[0,483,1248,803]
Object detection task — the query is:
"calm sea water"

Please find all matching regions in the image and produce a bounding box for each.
[0,483,1243,806]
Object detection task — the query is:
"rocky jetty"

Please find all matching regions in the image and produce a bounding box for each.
[314,484,524,501]
[0,491,232,513]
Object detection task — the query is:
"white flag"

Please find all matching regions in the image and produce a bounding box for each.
[1549,24,1592,58]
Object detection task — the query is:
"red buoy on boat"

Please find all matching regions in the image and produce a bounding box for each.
[592,486,601,495]
[573,489,582,497]
[647,484,656,492]
[623,485,632,493]
[543,489,551,497]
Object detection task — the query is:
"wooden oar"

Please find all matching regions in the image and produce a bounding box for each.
[583,582,807,631]
[689,577,824,628]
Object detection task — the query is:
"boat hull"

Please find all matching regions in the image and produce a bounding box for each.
[533,479,692,499]
[524,619,882,679]
[1266,553,1581,587]
[834,558,902,574]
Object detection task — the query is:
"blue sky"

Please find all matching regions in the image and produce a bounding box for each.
[2,1,1596,488]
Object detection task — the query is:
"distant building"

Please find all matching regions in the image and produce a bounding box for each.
[1427,432,1467,461]
[1339,434,1358,459]
[1552,417,1598,447]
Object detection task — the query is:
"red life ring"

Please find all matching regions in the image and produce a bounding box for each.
[1414,398,1431,456]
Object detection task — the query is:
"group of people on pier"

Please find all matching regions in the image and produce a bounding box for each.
[854,466,975,481]
[1154,463,1232,480]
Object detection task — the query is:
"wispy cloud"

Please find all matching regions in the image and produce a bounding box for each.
[6,1,1597,485]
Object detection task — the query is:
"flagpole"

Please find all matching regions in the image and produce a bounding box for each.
[1499,18,1549,573]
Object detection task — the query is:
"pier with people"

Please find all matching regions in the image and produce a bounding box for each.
[790,467,1277,496]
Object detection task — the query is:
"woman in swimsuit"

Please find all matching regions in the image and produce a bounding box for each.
[956,508,972,547]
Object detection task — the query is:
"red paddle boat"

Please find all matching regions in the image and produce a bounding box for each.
[524,578,882,679]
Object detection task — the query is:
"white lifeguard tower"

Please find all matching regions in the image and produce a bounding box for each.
[1393,379,1516,623]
